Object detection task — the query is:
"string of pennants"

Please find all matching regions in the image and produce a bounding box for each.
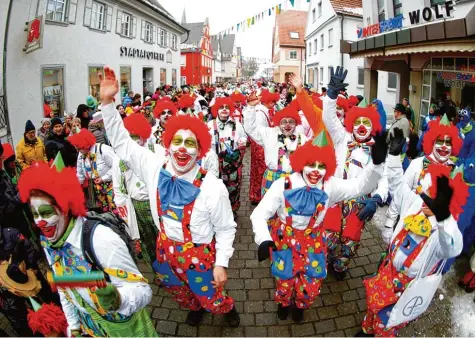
[213,0,310,38]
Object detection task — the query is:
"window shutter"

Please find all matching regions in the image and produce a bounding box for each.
[140,20,145,40]
[131,16,137,38]
[68,0,78,24]
[116,10,122,34]
[83,0,93,27]
[106,5,113,31]
[152,25,157,43]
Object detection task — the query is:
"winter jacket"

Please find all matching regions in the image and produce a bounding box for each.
[88,121,109,146]
[37,128,51,144]
[0,227,37,269]
[45,133,78,167]
[122,96,133,107]
[15,137,47,170]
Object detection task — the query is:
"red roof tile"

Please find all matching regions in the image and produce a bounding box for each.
[276,10,308,47]
[329,0,363,17]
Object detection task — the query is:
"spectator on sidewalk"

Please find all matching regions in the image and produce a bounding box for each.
[16,120,47,170]
[386,103,410,143]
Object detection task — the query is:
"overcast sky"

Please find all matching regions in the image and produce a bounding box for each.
[159,0,310,60]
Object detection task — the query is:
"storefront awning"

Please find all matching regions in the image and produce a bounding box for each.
[385,41,475,56]
[349,50,385,59]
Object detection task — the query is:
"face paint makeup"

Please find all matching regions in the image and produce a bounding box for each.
[131,134,145,146]
[169,129,199,174]
[432,135,452,163]
[160,110,173,125]
[352,117,372,142]
[279,118,297,137]
[30,196,66,243]
[218,104,231,122]
[302,162,326,187]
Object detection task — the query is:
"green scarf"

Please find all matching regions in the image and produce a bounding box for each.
[50,217,77,249]
[462,123,472,135]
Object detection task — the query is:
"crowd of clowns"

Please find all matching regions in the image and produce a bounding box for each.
[0,63,473,337]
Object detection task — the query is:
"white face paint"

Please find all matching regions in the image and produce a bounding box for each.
[218,105,231,122]
[279,118,297,137]
[160,110,172,125]
[30,196,67,243]
[169,129,199,174]
[432,135,452,163]
[131,134,146,147]
[352,117,372,142]
[302,162,327,187]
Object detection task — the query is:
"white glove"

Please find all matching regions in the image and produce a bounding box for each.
[382,226,394,245]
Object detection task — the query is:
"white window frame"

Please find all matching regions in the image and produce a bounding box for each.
[159,29,167,46]
[328,66,332,84]
[90,1,106,31]
[289,50,298,60]
[312,8,316,23]
[121,12,131,37]
[387,72,398,91]
[290,32,299,39]
[172,34,178,50]
[328,28,333,47]
[320,34,324,50]
[319,67,324,84]
[313,39,317,54]
[308,42,311,56]
[318,1,322,17]
[46,0,69,23]
[142,20,153,43]
[378,0,386,22]
[357,67,365,87]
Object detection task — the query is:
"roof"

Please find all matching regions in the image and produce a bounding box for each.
[135,0,187,31]
[221,34,236,54]
[181,22,205,46]
[329,0,363,17]
[211,36,221,57]
[276,10,307,47]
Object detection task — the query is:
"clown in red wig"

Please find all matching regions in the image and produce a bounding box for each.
[151,100,177,146]
[317,67,388,280]
[208,96,247,213]
[230,91,247,122]
[358,128,466,337]
[250,130,386,323]
[18,159,156,337]
[68,128,118,213]
[384,114,463,238]
[244,96,309,198]
[97,66,240,327]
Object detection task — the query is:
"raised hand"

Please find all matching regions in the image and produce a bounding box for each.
[388,128,406,156]
[247,91,260,107]
[98,66,119,105]
[289,74,303,93]
[371,131,388,165]
[421,176,454,222]
[327,66,349,99]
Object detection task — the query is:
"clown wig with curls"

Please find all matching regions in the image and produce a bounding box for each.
[178,95,196,109]
[211,97,236,118]
[153,100,177,118]
[271,105,302,126]
[162,115,212,159]
[425,163,469,220]
[67,129,96,150]
[18,162,86,217]
[423,119,463,156]
[123,113,152,139]
[260,89,280,104]
[230,92,246,103]
[344,106,382,136]
[289,140,336,181]
[348,95,359,107]
[336,96,350,112]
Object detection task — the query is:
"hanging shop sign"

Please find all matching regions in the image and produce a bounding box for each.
[24,16,43,54]
[120,47,164,61]
[357,15,403,39]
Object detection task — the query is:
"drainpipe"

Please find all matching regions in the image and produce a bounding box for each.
[337,13,344,68]
[2,0,13,142]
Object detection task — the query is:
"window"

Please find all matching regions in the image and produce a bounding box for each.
[430,0,446,5]
[328,66,332,84]
[328,28,333,47]
[42,67,65,118]
[172,34,178,50]
[318,1,322,17]
[312,8,316,22]
[290,32,299,39]
[319,67,324,83]
[142,20,153,43]
[320,34,324,50]
[172,69,177,86]
[46,0,68,23]
[120,12,131,36]
[160,68,166,86]
[116,11,136,38]
[89,66,104,102]
[91,1,106,31]
[387,72,397,90]
[120,66,131,100]
[159,29,167,46]
[313,39,317,54]
[358,68,364,87]
[181,76,186,86]
[393,0,402,16]
[378,0,385,22]
[289,50,297,60]
[308,43,311,56]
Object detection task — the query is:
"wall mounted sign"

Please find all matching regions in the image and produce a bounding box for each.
[408,1,454,25]
[120,47,164,61]
[357,15,403,39]
[24,16,43,54]
[437,71,475,88]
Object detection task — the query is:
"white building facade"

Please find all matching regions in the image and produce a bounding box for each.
[3,0,186,144]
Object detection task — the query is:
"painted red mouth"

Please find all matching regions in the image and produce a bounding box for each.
[173,152,192,167]
[306,171,323,184]
[357,125,368,136]
[437,147,450,157]
[37,220,57,238]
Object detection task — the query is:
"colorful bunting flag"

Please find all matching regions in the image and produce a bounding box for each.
[290,0,295,6]
[247,18,251,27]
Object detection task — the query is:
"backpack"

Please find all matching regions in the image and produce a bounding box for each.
[81,211,134,272]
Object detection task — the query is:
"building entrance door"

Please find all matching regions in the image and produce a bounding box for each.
[143,67,154,97]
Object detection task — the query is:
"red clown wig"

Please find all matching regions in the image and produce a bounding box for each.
[230,92,246,103]
[289,140,337,181]
[344,106,382,136]
[423,119,462,156]
[348,95,359,107]
[425,164,469,220]
[68,129,96,150]
[211,97,236,118]
[123,113,152,139]
[272,105,302,126]
[18,162,86,217]
[153,100,177,118]
[178,95,196,109]
[336,96,350,112]
[260,89,280,104]
[162,115,211,159]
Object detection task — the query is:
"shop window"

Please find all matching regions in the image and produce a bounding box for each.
[387,73,397,90]
[289,51,297,60]
[143,68,154,96]
[160,68,167,86]
[46,0,68,23]
[357,68,364,87]
[423,70,431,85]
[120,66,131,101]
[42,67,65,118]
[469,58,475,72]
[443,58,455,71]
[431,58,443,69]
[172,69,177,86]
[89,66,104,102]
[456,58,469,71]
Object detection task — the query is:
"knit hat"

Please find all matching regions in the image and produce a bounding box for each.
[86,95,98,109]
[41,118,51,126]
[25,120,35,133]
[50,117,62,128]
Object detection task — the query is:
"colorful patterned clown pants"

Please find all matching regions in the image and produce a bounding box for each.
[275,274,322,309]
[249,140,266,203]
[218,149,244,212]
